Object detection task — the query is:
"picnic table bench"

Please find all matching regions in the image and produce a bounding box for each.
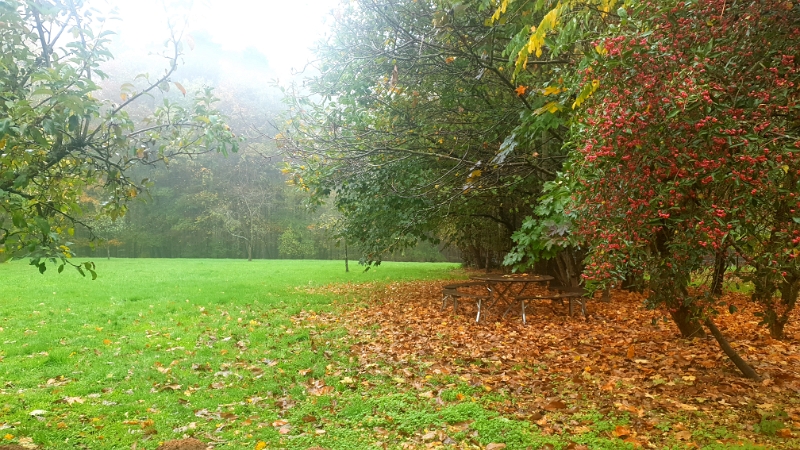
[515,285,589,323]
[441,281,491,322]
[441,277,589,324]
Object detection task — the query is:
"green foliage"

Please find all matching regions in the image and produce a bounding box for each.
[0,0,238,274]
[755,410,788,437]
[279,0,578,266]
[504,175,577,269]
[278,226,315,259]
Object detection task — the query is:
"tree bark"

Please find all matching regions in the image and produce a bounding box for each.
[669,303,706,338]
[344,239,349,273]
[704,317,760,380]
[711,249,727,295]
[620,269,643,293]
[771,278,799,339]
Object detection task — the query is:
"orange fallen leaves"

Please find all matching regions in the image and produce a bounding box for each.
[328,278,800,448]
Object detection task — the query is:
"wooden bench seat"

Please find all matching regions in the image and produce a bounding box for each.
[441,282,490,322]
[514,285,589,323]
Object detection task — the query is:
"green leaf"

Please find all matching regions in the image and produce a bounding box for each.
[12,213,25,228]
[36,217,50,235]
[68,115,80,132]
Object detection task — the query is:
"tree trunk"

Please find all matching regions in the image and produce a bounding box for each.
[711,249,727,295]
[704,317,760,380]
[769,319,787,340]
[247,243,252,261]
[533,247,585,287]
[621,269,644,293]
[771,278,799,340]
[651,227,705,338]
[751,272,797,340]
[669,303,706,338]
[344,239,349,273]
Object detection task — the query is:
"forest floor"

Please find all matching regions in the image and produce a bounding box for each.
[1,260,799,449]
[322,278,800,449]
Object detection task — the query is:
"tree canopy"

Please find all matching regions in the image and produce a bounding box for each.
[280,0,589,267]
[0,0,238,274]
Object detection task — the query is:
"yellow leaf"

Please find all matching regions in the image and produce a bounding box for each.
[469,169,482,178]
[601,0,618,13]
[572,79,600,109]
[542,86,564,96]
[254,442,267,450]
[534,101,563,115]
[174,82,187,97]
[490,0,509,23]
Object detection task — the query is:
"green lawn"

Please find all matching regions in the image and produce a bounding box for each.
[0,259,466,449]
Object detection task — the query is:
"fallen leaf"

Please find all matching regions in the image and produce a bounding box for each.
[544,400,567,411]
[422,431,437,441]
[308,385,334,396]
[613,425,632,438]
[675,430,693,441]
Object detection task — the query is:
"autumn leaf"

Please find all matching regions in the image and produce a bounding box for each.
[515,85,527,96]
[544,400,567,411]
[308,385,334,396]
[174,82,187,97]
[613,425,632,438]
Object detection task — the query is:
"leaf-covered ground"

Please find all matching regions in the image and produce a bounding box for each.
[1,261,799,449]
[329,279,800,449]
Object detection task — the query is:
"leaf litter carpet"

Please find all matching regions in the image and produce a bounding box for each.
[326,279,800,448]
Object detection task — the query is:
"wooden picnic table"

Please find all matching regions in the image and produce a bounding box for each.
[469,273,553,322]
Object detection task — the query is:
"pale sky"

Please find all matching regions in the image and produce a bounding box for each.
[106,0,340,79]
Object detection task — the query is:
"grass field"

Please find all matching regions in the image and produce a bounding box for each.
[0,259,466,449]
